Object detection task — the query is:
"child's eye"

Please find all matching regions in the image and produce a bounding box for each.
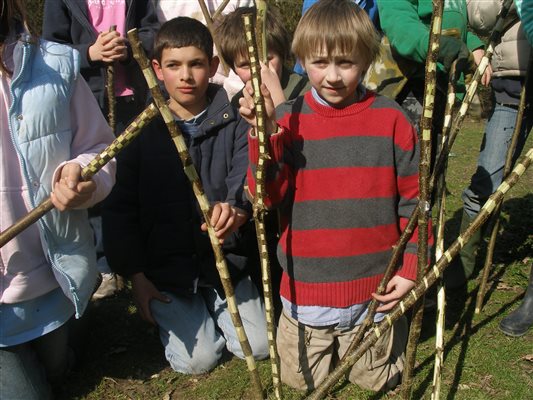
[312,60,328,67]
[338,60,354,68]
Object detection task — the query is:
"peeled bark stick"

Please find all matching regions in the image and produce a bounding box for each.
[400,2,443,398]
[306,147,533,400]
[431,72,456,400]
[340,215,417,360]
[127,29,264,400]
[255,0,268,63]
[432,0,514,184]
[0,103,159,249]
[475,56,532,314]
[197,0,230,75]
[387,1,513,261]
[106,25,117,134]
[243,13,282,400]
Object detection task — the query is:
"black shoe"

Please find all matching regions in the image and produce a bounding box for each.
[499,268,533,337]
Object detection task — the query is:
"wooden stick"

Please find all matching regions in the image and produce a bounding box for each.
[336,1,515,388]
[306,146,533,400]
[106,25,117,134]
[242,12,281,400]
[372,0,515,269]
[431,69,457,400]
[475,54,533,314]
[255,0,268,63]
[0,104,159,249]
[431,0,514,183]
[197,0,230,75]
[212,0,231,20]
[127,29,264,400]
[400,1,443,397]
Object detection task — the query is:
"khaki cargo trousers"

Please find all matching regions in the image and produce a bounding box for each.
[277,311,408,392]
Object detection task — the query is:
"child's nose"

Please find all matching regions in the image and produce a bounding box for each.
[325,65,341,82]
[180,67,192,80]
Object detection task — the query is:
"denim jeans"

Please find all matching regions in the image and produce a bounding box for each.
[0,323,69,400]
[462,103,532,218]
[150,275,269,374]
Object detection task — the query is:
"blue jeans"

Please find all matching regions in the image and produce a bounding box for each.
[150,275,269,374]
[0,323,69,400]
[462,103,532,218]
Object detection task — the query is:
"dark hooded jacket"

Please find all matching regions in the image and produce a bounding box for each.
[102,85,256,296]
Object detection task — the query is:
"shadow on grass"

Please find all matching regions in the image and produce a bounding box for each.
[57,290,168,400]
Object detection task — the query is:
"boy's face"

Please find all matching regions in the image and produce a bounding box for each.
[153,46,219,119]
[303,50,366,108]
[233,51,283,84]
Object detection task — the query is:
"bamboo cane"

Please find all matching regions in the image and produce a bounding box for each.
[400,1,444,397]
[106,25,117,134]
[0,104,159,249]
[127,29,264,400]
[197,0,230,75]
[431,69,457,400]
[306,146,533,400]
[475,55,533,314]
[243,11,282,400]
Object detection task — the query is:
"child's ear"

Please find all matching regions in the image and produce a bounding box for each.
[209,56,220,78]
[152,59,164,81]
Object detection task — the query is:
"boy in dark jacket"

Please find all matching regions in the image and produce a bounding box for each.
[102,17,268,374]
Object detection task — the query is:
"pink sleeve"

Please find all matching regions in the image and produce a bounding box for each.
[52,77,116,208]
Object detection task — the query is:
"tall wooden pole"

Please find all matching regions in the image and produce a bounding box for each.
[106,25,117,134]
[243,9,282,400]
[400,1,444,397]
[431,68,457,400]
[197,0,230,75]
[127,29,264,400]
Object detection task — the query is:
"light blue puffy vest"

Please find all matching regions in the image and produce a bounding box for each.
[8,35,97,317]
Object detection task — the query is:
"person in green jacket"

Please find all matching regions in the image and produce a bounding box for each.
[375,0,491,133]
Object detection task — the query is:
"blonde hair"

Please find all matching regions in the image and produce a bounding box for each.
[292,0,379,70]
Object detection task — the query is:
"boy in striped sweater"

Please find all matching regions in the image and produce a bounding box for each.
[239,0,427,392]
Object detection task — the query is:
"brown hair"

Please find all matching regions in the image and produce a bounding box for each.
[0,0,31,76]
[153,17,214,63]
[214,6,290,69]
[292,0,379,70]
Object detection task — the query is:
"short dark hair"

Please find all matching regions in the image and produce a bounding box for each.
[153,17,214,63]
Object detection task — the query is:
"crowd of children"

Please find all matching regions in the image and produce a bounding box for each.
[1,0,531,398]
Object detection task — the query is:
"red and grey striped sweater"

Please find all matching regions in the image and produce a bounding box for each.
[248,90,427,308]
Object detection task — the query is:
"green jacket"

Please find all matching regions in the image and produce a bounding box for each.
[377,0,484,65]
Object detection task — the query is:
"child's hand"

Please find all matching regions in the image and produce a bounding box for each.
[131,272,171,325]
[201,203,249,244]
[372,275,416,312]
[260,62,285,107]
[50,163,96,211]
[89,31,128,64]
[239,81,278,135]
[472,48,492,87]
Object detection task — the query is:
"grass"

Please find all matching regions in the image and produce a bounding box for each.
[55,118,533,400]
[21,1,532,398]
